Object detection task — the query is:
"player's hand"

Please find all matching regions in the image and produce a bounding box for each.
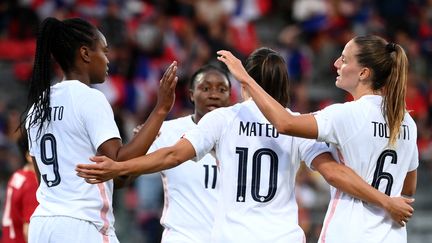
[385,196,414,227]
[156,61,178,114]
[217,50,251,86]
[75,156,122,184]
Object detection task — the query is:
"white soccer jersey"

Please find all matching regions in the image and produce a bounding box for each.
[145,115,219,243]
[183,100,329,243]
[313,95,419,243]
[26,80,120,237]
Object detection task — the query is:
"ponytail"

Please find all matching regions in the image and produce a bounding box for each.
[383,44,408,146]
[245,47,290,107]
[20,17,98,138]
[21,17,63,138]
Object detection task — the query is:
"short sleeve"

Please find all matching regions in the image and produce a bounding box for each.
[314,103,352,145]
[409,145,419,171]
[183,109,226,161]
[78,90,120,150]
[298,138,330,169]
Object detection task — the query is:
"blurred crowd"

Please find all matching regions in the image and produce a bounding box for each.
[0,0,431,242]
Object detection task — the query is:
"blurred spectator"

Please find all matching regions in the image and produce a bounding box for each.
[1,131,38,243]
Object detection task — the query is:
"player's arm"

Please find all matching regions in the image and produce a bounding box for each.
[312,153,414,226]
[23,222,29,242]
[98,62,177,162]
[401,170,417,197]
[95,63,176,188]
[217,50,317,138]
[76,138,196,183]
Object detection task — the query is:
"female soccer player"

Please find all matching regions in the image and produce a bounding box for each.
[21,17,177,243]
[76,47,412,243]
[217,36,417,243]
[136,64,231,242]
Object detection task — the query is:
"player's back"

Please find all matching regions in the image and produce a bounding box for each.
[185,100,328,243]
[316,95,418,243]
[26,80,120,234]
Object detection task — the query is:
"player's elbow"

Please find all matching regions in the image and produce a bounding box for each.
[402,170,417,197]
[317,164,344,187]
[402,185,416,197]
[168,153,184,168]
[321,170,339,186]
[164,147,186,169]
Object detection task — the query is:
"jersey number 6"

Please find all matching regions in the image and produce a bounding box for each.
[371,149,397,196]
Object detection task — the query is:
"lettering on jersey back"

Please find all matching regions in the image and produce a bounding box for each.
[239,121,279,138]
[29,106,64,124]
[46,106,64,121]
[371,121,410,140]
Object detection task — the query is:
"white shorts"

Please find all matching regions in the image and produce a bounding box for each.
[29,216,119,243]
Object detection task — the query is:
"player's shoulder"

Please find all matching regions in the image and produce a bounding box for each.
[163,115,194,128]
[57,80,106,101]
[72,80,105,96]
[327,100,354,112]
[231,99,262,116]
[404,111,415,121]
[316,98,366,121]
[403,112,417,128]
[158,115,196,137]
[202,102,242,121]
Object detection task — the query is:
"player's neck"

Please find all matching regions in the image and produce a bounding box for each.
[192,113,201,124]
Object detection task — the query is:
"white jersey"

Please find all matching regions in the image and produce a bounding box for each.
[313,95,419,243]
[183,100,329,243]
[26,80,120,236]
[146,115,219,243]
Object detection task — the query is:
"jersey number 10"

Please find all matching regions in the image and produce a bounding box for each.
[235,147,278,203]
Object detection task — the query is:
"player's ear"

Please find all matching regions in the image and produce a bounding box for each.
[189,89,195,104]
[359,67,371,81]
[79,46,91,63]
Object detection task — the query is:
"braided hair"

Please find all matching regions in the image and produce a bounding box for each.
[21,17,99,139]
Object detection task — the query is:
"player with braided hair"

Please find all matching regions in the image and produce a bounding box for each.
[76,47,413,243]
[21,17,177,243]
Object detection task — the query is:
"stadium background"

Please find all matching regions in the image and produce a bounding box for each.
[0,0,431,242]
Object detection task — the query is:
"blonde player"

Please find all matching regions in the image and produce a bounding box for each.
[21,17,177,243]
[217,35,417,243]
[135,64,231,242]
[76,48,412,243]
